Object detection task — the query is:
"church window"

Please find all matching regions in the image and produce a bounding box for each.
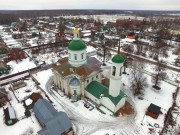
[96,75,98,79]
[87,79,89,83]
[74,54,77,60]
[92,77,94,81]
[112,66,116,76]
[81,53,84,59]
[120,67,122,76]
[69,53,71,59]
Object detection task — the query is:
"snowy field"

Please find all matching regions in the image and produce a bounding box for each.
[33,52,60,65]
[7,58,37,74]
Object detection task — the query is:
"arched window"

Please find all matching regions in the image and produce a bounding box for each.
[120,67,122,76]
[69,53,71,59]
[112,66,116,76]
[81,53,84,59]
[74,54,77,60]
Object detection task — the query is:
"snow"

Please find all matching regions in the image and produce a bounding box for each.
[8,58,36,74]
[0,110,41,135]
[33,69,53,91]
[0,78,42,135]
[121,68,177,134]
[25,99,33,106]
[86,46,97,53]
[0,33,21,48]
[31,68,145,135]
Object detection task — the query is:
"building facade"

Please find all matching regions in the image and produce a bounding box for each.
[53,27,126,113]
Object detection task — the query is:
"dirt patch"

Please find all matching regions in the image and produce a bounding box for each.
[115,101,134,116]
[102,77,109,87]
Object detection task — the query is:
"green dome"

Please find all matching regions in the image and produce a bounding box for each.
[68,40,86,51]
[112,55,124,63]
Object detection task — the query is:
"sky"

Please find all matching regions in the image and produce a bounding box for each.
[0,0,180,10]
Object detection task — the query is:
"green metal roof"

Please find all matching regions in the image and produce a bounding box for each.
[86,81,126,106]
[107,91,126,106]
[112,55,124,63]
[68,39,86,51]
[86,81,109,99]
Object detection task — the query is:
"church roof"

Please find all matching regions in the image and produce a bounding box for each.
[68,40,86,51]
[86,81,126,106]
[86,81,108,99]
[112,55,124,63]
[54,57,101,77]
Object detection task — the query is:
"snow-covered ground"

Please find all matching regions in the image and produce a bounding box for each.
[0,32,21,48]
[7,58,36,74]
[33,52,61,65]
[31,57,177,135]
[0,78,42,135]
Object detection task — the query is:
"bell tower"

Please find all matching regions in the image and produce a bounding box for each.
[109,42,124,97]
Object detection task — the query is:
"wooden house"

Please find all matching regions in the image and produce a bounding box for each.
[8,48,26,61]
[3,106,17,125]
[25,92,43,109]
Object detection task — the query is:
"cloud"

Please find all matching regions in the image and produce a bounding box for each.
[0,0,179,10]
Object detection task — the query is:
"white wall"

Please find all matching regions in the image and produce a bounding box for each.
[109,62,123,97]
[68,49,87,67]
[100,97,115,112]
[70,85,81,95]
[114,97,126,113]
[85,91,100,105]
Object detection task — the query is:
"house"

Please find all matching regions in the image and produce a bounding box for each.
[146,103,161,119]
[0,61,11,76]
[127,32,136,39]
[12,31,22,39]
[11,80,27,90]
[25,92,43,109]
[3,106,17,125]
[8,48,26,61]
[33,99,73,135]
[0,87,9,107]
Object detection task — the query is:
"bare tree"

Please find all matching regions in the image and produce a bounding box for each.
[152,60,167,90]
[130,61,148,95]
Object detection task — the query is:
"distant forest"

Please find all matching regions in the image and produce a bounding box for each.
[0,13,19,25]
[0,9,180,25]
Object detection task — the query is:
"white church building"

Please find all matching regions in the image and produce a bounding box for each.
[52,26,126,113]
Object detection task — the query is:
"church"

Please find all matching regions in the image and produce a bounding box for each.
[52,26,126,113]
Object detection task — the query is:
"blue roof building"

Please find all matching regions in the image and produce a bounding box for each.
[33,99,73,135]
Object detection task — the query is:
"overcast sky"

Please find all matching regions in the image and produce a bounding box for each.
[0,0,180,10]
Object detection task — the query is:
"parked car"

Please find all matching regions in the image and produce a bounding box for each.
[84,102,90,108]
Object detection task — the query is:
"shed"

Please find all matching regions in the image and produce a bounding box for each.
[146,103,161,119]
[3,106,17,125]
[11,80,27,90]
